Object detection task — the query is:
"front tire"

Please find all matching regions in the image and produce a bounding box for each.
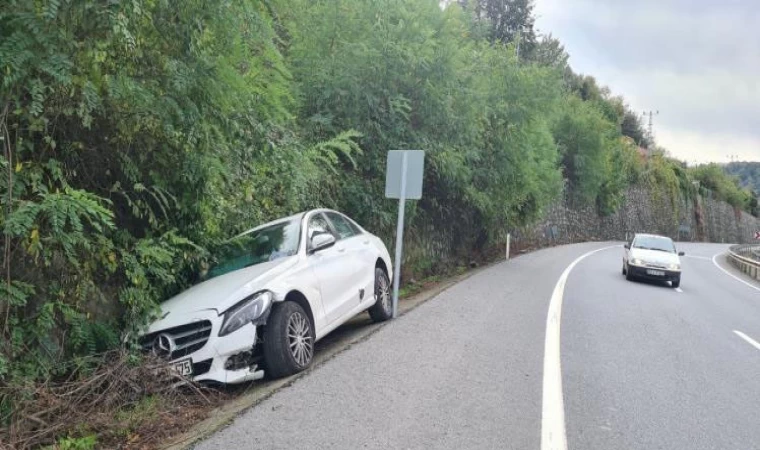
[625,264,634,281]
[672,278,681,289]
[263,302,315,379]
[368,267,393,322]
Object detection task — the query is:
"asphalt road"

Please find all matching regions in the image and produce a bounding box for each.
[194,242,760,450]
[563,243,760,450]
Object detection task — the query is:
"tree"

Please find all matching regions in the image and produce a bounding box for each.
[531,34,569,70]
[458,0,537,57]
[726,161,760,194]
[552,95,622,212]
[621,108,652,148]
[690,164,754,211]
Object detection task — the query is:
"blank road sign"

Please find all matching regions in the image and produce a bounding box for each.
[385,150,425,200]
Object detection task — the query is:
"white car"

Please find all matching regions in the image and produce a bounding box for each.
[139,209,393,384]
[622,233,684,288]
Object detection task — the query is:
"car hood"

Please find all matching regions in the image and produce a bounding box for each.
[148,256,297,332]
[630,248,679,265]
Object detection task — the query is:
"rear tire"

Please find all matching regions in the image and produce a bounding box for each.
[368,267,393,322]
[263,302,315,379]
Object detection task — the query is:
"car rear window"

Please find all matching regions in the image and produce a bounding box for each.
[325,212,358,240]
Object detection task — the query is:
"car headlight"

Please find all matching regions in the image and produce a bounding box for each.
[630,258,644,266]
[668,263,681,271]
[219,291,273,337]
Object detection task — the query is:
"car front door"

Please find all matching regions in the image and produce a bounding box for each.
[306,212,355,325]
[324,212,374,310]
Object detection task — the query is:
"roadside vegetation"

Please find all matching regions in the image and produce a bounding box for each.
[726,162,760,216]
[1,0,756,447]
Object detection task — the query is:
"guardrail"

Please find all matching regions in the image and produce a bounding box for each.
[727,244,760,281]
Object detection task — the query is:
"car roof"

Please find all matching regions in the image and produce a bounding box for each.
[634,233,673,240]
[233,209,363,239]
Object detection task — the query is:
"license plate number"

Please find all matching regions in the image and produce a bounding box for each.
[646,269,665,277]
[173,358,192,376]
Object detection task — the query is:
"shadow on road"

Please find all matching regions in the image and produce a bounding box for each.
[219,313,378,397]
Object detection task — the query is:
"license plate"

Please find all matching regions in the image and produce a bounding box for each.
[173,358,192,376]
[646,269,665,277]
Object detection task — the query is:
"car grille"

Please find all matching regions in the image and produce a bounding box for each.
[644,263,668,269]
[139,320,213,360]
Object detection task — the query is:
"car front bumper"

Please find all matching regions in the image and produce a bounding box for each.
[141,310,264,385]
[628,264,680,282]
[192,323,264,384]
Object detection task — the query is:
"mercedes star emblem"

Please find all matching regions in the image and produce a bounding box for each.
[152,333,175,358]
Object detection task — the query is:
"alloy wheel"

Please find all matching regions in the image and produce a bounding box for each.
[287,311,313,367]
[376,271,391,314]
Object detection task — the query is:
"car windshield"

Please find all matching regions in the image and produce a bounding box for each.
[204,218,301,280]
[633,236,675,253]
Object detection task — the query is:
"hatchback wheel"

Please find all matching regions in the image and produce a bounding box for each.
[368,267,393,322]
[625,264,634,281]
[263,301,314,378]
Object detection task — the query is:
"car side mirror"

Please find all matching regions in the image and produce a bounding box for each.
[678,251,685,256]
[310,233,336,254]
[624,244,630,249]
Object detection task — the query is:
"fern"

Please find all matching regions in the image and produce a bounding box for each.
[4,281,35,308]
[308,129,363,173]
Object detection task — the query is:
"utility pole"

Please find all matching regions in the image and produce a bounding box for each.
[515,26,523,59]
[642,110,659,158]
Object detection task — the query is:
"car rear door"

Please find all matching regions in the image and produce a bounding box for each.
[322,212,373,322]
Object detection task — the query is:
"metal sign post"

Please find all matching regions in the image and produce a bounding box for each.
[385,150,425,318]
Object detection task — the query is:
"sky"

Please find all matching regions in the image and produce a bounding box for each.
[533,0,760,164]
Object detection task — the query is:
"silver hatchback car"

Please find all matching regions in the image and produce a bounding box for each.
[623,234,685,288]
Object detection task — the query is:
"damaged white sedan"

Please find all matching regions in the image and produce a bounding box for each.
[139,209,393,384]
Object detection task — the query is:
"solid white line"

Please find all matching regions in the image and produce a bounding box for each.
[675,288,684,293]
[733,330,760,351]
[711,253,760,293]
[541,245,618,450]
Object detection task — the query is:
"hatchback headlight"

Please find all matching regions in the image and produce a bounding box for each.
[219,291,273,337]
[630,258,644,266]
[668,263,681,271]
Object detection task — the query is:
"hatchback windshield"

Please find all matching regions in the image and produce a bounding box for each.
[633,236,676,253]
[204,218,301,280]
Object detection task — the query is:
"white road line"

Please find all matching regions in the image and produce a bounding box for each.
[711,253,760,293]
[541,245,618,450]
[733,330,760,351]
[675,287,684,293]
[683,255,711,261]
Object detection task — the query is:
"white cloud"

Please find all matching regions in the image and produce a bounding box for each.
[534,0,760,163]
[658,128,759,164]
